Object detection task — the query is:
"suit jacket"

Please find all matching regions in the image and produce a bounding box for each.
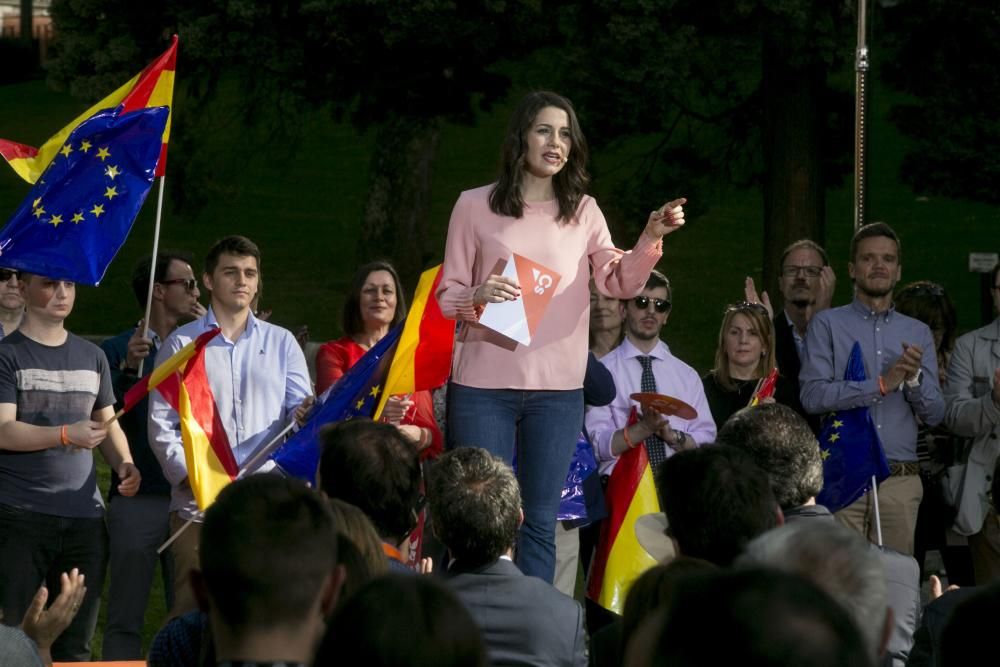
[448,558,587,667]
[773,310,819,432]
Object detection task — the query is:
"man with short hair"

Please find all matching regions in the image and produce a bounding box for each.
[318,419,422,571]
[149,235,312,617]
[800,222,945,555]
[585,271,716,476]
[0,267,24,340]
[100,251,204,659]
[428,447,587,667]
[0,273,140,660]
[191,475,343,665]
[944,262,1000,583]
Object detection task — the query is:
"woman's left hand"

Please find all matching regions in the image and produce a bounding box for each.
[382,395,414,425]
[644,198,687,240]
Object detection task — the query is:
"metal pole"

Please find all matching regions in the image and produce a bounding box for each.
[854,0,871,232]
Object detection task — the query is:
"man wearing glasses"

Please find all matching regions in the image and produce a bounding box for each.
[586,270,716,476]
[945,262,1000,584]
[98,251,205,659]
[0,267,24,340]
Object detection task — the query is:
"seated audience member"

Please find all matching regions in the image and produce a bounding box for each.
[0,569,86,667]
[313,574,487,667]
[190,475,343,666]
[701,302,798,428]
[427,447,587,667]
[937,581,1000,667]
[653,445,781,566]
[326,498,388,605]
[717,403,921,666]
[739,521,893,664]
[318,419,422,571]
[623,569,874,667]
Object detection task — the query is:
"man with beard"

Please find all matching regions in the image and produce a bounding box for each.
[586,270,715,476]
[0,267,24,340]
[800,223,944,555]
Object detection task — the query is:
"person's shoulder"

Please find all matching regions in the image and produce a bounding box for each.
[255,317,301,345]
[100,328,134,352]
[65,331,105,357]
[956,318,1000,347]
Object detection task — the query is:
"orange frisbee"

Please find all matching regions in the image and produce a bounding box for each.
[630,392,698,420]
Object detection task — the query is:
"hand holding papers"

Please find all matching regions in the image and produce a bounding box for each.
[478,253,561,346]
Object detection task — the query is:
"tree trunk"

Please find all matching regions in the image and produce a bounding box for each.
[761,41,826,302]
[356,116,441,290]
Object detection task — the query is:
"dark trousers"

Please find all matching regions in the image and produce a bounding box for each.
[0,503,107,661]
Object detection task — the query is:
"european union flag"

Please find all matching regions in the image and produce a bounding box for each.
[0,105,168,285]
[270,324,402,483]
[816,341,891,513]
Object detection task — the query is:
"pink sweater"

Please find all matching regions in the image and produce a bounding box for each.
[437,185,663,390]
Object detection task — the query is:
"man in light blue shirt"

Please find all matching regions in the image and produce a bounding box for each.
[149,235,312,619]
[800,222,944,556]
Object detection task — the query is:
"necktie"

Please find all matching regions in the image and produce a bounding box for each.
[637,355,668,467]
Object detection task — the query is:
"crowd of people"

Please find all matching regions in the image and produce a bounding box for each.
[0,89,999,667]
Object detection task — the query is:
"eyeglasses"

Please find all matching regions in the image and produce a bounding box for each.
[898,284,946,298]
[780,265,823,278]
[160,278,198,292]
[727,301,769,314]
[632,296,671,313]
[0,269,19,282]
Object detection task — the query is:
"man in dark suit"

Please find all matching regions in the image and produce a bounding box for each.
[428,447,587,667]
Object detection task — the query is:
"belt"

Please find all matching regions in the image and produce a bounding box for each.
[888,461,920,477]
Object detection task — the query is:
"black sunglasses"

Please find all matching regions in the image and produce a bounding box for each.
[727,301,769,314]
[0,269,19,282]
[632,296,671,313]
[160,278,198,291]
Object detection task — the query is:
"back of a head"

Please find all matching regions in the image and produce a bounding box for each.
[427,447,521,566]
[632,569,873,667]
[620,558,716,652]
[200,475,337,632]
[327,499,388,605]
[739,520,887,658]
[716,403,823,510]
[939,582,1000,667]
[318,419,421,544]
[655,445,779,566]
[314,574,487,667]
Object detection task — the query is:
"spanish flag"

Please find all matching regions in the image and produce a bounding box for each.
[373,264,455,418]
[120,326,221,415]
[587,408,660,614]
[0,35,177,183]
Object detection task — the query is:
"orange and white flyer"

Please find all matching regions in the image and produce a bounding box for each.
[479,253,561,346]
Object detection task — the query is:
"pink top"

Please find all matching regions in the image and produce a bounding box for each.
[437,184,664,390]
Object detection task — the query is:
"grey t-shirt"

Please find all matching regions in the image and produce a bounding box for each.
[0,330,115,518]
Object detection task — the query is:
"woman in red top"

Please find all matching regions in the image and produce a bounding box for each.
[316,261,442,459]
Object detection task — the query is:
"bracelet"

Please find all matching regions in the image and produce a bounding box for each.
[878,376,887,397]
[60,425,72,447]
[622,426,636,449]
[418,428,431,449]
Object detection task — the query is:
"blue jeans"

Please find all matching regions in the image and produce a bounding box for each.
[0,503,107,660]
[447,383,584,583]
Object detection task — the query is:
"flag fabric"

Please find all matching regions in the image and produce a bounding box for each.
[587,408,660,614]
[815,341,891,513]
[154,330,237,511]
[0,35,177,183]
[373,265,455,418]
[270,324,403,483]
[120,328,222,414]
[0,105,168,285]
[749,367,780,406]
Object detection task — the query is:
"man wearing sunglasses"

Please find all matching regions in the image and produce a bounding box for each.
[97,251,204,660]
[0,267,24,340]
[586,270,716,476]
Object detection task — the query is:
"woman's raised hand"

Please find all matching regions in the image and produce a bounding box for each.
[644,198,687,239]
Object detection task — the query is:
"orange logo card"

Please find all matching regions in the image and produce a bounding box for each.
[478,253,561,345]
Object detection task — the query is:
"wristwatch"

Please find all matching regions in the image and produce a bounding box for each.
[905,368,922,389]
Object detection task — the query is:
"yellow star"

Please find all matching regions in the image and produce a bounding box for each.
[59,144,73,158]
[33,197,42,208]
[71,212,85,224]
[832,419,844,429]
[90,203,105,218]
[49,214,63,227]
[96,147,111,161]
[370,385,381,398]
[32,206,45,219]
[355,398,365,410]
[821,449,831,460]
[79,140,92,153]
[105,165,121,179]
[104,186,119,200]
[828,432,840,444]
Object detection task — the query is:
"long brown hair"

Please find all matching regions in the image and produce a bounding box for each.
[488,91,590,223]
[712,303,776,391]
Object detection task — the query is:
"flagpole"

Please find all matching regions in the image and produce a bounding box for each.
[138,175,167,376]
[871,474,883,546]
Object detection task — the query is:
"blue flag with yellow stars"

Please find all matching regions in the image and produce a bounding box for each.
[816,341,891,513]
[270,324,402,484]
[0,105,168,285]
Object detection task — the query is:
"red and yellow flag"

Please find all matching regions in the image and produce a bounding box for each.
[374,265,455,418]
[0,35,177,183]
[587,409,660,614]
[121,327,221,414]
